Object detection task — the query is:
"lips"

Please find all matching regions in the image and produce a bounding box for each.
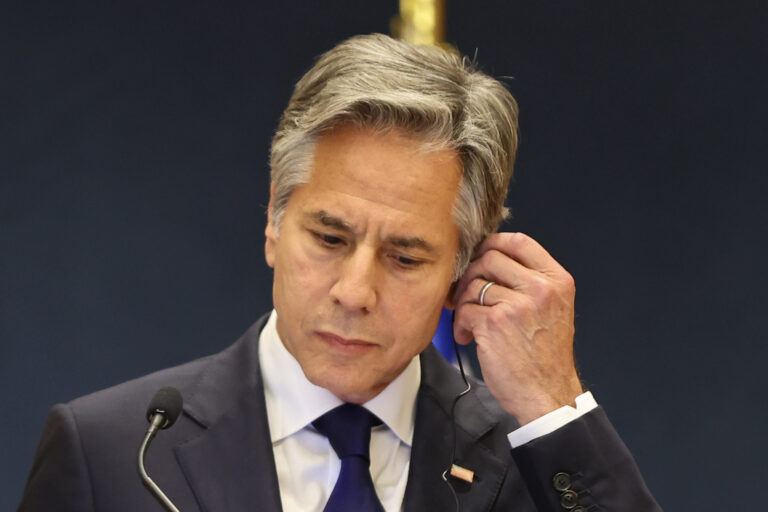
[316,331,376,355]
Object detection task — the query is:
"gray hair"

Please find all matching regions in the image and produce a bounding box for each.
[269,33,519,280]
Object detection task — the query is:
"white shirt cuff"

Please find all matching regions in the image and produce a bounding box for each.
[506,391,598,448]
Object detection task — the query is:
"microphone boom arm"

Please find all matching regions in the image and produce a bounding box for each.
[137,413,181,512]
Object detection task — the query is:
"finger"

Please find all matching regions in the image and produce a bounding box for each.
[474,232,565,275]
[452,302,485,345]
[455,277,511,309]
[453,300,529,346]
[453,249,534,303]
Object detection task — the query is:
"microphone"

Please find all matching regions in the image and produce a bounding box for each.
[137,386,183,512]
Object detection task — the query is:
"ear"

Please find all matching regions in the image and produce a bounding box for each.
[264,184,277,268]
[443,280,458,310]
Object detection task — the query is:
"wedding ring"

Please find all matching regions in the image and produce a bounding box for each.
[479,281,495,306]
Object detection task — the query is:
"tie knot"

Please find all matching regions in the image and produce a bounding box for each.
[312,404,381,459]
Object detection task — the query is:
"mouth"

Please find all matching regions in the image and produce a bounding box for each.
[316,331,377,355]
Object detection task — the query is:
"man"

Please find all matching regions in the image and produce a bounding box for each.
[19,34,661,511]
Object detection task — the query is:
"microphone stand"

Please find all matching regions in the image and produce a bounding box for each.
[137,413,180,512]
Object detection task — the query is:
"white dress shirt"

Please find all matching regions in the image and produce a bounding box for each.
[259,310,597,512]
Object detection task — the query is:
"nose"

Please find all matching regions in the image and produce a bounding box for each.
[329,248,378,312]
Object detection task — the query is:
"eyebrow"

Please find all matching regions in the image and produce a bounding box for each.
[306,210,436,254]
[384,235,434,253]
[307,210,355,232]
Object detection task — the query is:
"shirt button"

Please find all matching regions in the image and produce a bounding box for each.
[552,472,572,491]
[560,489,579,509]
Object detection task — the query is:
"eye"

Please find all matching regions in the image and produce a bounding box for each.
[312,231,344,247]
[392,254,423,269]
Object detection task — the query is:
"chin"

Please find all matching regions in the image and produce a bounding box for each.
[306,367,380,404]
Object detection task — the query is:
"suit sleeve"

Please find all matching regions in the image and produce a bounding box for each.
[18,404,95,512]
[509,406,662,511]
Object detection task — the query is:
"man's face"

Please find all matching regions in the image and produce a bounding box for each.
[265,124,461,403]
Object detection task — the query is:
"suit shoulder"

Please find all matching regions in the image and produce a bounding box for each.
[65,315,267,431]
[67,351,214,416]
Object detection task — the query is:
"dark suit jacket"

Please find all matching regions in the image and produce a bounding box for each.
[19,315,661,511]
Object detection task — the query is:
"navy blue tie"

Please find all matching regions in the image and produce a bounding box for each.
[312,404,385,512]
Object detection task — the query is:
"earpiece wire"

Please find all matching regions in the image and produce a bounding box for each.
[441,311,472,512]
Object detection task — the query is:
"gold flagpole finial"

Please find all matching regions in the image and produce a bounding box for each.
[391,0,446,47]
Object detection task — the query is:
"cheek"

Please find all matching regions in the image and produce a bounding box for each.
[387,283,448,348]
[275,251,325,304]
[404,274,451,312]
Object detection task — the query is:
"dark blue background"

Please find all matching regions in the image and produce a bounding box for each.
[3,1,767,509]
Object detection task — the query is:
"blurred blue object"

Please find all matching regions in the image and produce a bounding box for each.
[431,307,456,363]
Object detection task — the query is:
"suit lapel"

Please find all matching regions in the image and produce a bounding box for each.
[403,346,510,512]
[166,318,516,512]
[173,316,284,512]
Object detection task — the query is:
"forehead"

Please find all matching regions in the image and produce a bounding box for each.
[291,125,462,243]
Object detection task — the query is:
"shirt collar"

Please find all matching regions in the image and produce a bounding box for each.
[259,310,420,447]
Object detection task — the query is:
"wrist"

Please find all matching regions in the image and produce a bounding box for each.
[503,379,584,426]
